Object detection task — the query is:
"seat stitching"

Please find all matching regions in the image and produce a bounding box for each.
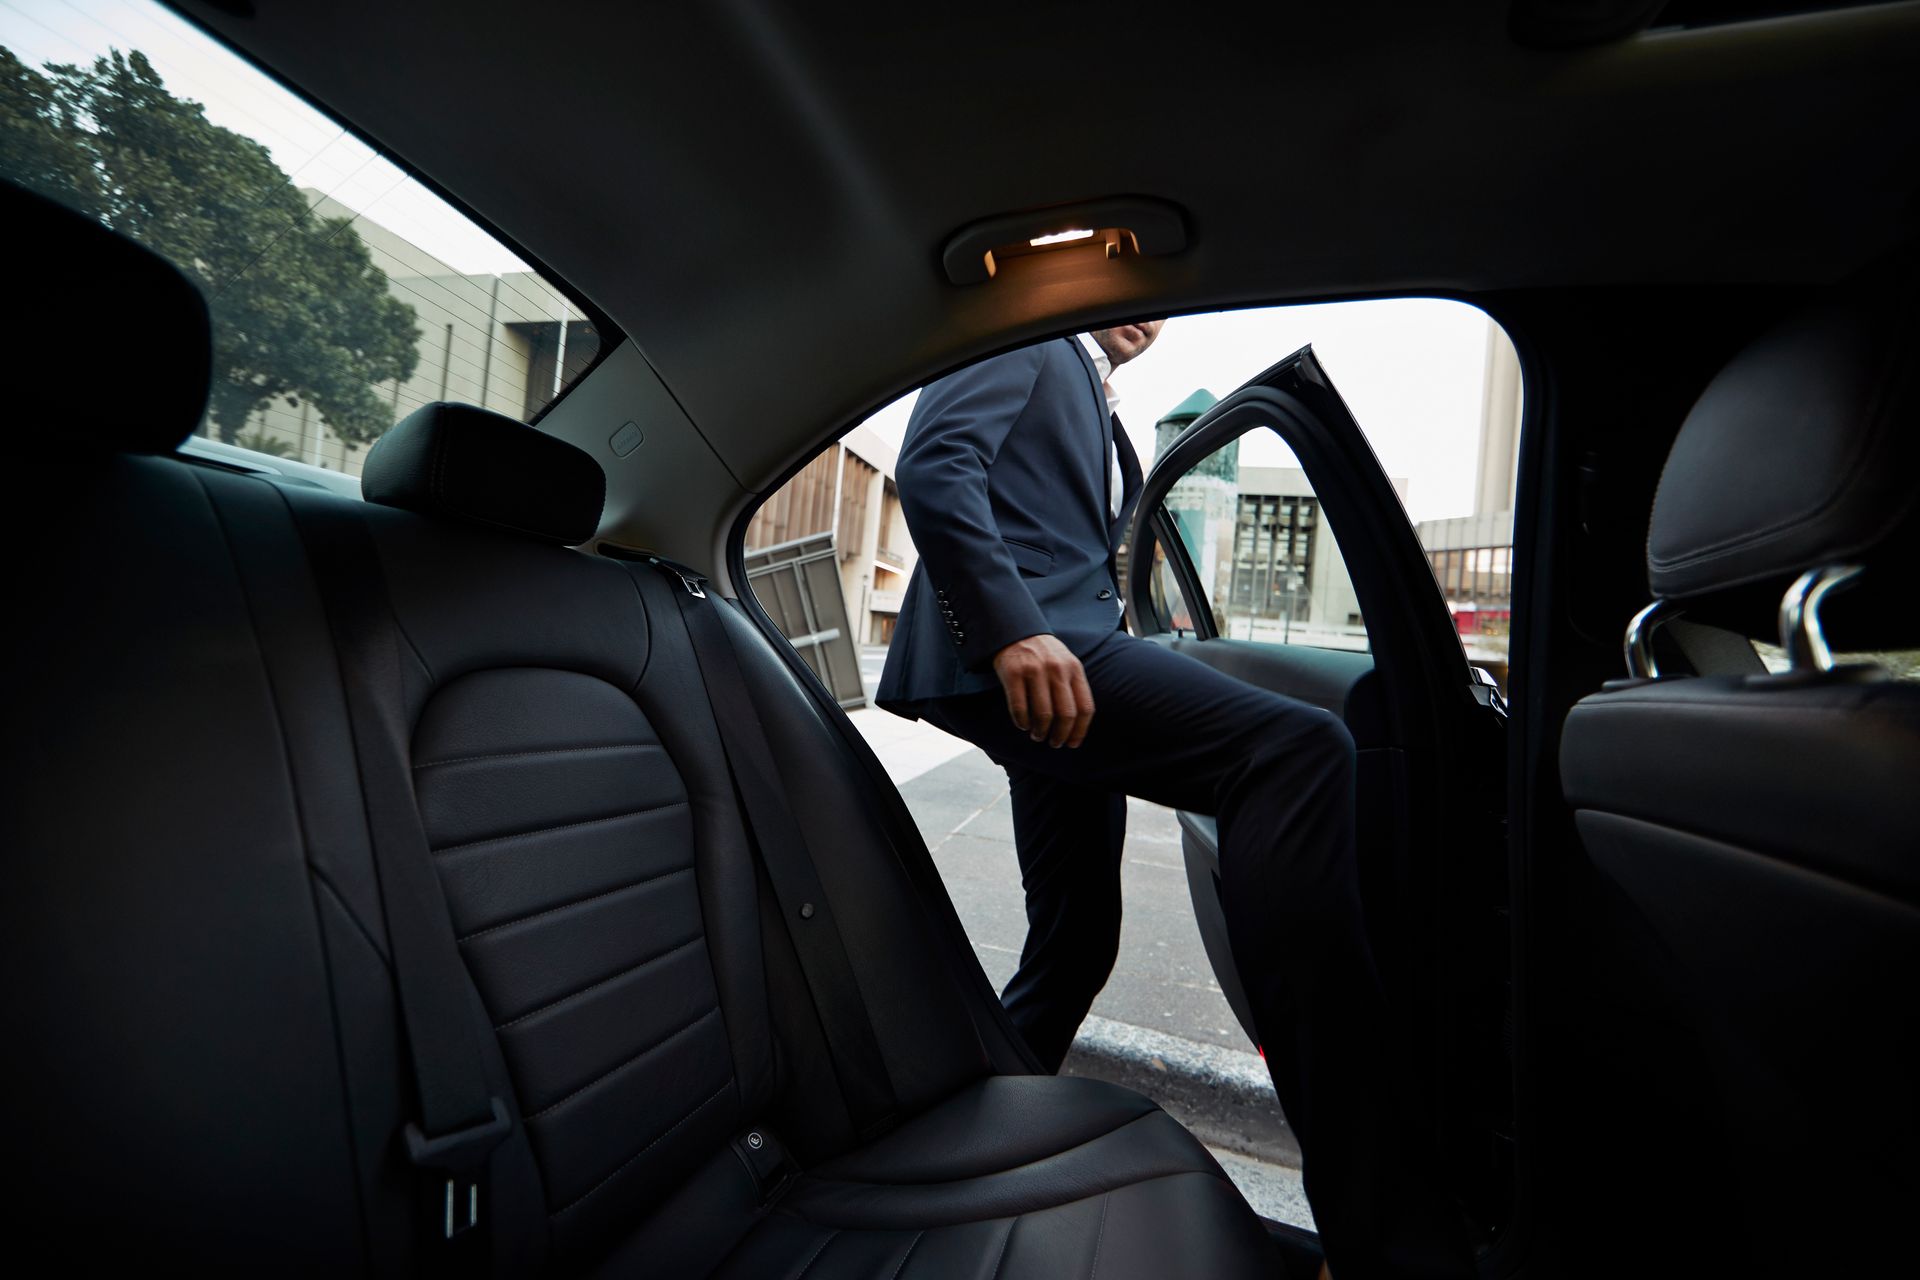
[494,932,704,1030]
[886,1229,925,1280]
[414,742,663,770]
[782,1169,1240,1232]
[792,1228,842,1280]
[1569,698,1900,718]
[549,1077,735,1219]
[432,798,690,857]
[456,864,692,943]
[234,474,378,1263]
[311,867,391,971]
[812,1109,1163,1187]
[524,1004,722,1122]
[986,1218,1016,1280]
[621,562,657,694]
[1088,1193,1110,1279]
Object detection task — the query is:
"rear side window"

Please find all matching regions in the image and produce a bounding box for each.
[0,0,612,477]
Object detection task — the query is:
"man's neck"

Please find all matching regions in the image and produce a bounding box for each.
[1076,333,1121,418]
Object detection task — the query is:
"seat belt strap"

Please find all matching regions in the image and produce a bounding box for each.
[290,499,509,1268]
[639,558,898,1139]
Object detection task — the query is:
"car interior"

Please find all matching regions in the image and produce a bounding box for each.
[5,1,1918,1276]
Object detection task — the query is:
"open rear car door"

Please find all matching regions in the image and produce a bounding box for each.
[1124,346,1513,1237]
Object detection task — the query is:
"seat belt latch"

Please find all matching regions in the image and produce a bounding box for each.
[404,1096,513,1240]
[731,1127,797,1206]
[647,556,708,599]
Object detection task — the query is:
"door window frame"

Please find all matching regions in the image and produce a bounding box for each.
[1125,352,1473,725]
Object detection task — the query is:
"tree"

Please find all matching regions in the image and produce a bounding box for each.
[1,47,419,447]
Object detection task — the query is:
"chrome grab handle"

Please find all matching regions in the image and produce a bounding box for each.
[1780,564,1863,672]
[1623,598,1682,678]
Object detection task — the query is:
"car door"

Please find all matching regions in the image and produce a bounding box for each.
[1125,344,1513,1233]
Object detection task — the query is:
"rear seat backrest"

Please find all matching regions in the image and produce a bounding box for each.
[7,183,1280,1279]
[337,403,777,1257]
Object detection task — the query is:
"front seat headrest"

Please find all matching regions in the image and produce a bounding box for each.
[9,180,212,453]
[1646,258,1920,647]
[361,402,606,546]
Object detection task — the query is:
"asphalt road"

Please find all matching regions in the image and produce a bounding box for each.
[851,648,1313,1226]
[854,648,1254,1053]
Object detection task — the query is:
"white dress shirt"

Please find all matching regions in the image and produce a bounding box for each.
[1076,333,1125,520]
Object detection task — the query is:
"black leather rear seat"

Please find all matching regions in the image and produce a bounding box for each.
[3,184,1275,1276]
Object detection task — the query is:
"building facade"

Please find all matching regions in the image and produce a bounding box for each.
[1147,319,1520,670]
[1414,321,1522,671]
[213,192,600,474]
[742,423,918,650]
[1152,389,1381,652]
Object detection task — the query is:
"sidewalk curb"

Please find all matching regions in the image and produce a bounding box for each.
[1062,1014,1302,1169]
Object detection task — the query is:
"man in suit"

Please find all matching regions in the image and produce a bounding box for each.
[876,325,1469,1278]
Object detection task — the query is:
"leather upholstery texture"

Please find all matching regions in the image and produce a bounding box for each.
[10,180,211,453]
[1645,257,1919,644]
[726,1077,1273,1278]
[2,189,1273,1276]
[1562,674,1920,904]
[1559,262,1920,1275]
[362,400,608,545]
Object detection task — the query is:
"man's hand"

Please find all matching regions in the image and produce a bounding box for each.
[991,634,1095,748]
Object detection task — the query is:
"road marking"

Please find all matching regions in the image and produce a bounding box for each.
[927,782,1010,855]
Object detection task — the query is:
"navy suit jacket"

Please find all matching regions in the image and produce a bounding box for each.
[877,337,1143,713]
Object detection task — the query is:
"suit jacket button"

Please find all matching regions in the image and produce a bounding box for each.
[1096,589,1112,600]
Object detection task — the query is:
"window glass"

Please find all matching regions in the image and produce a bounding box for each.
[1160,431,1369,651]
[742,299,1519,1229]
[1147,536,1198,635]
[0,0,610,476]
[1753,641,1920,681]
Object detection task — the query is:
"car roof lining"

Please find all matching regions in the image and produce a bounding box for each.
[170,0,1920,554]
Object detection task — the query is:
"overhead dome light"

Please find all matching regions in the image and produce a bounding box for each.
[941,197,1189,285]
[1029,228,1096,247]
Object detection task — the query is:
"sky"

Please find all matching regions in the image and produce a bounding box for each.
[5,1,1515,523]
[0,0,531,274]
[861,300,1509,524]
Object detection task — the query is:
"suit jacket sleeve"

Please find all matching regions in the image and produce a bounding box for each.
[896,345,1052,671]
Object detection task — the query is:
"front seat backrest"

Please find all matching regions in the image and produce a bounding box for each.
[1559,260,1920,1277]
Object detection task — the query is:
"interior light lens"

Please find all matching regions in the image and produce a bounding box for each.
[1028,228,1096,247]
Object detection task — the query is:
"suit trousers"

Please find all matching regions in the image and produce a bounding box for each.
[920,628,1470,1279]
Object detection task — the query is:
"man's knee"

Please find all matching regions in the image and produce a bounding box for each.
[1311,710,1356,778]
[1249,704,1355,785]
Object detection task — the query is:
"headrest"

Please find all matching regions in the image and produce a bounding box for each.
[362,402,606,546]
[1646,259,1920,645]
[9,180,211,453]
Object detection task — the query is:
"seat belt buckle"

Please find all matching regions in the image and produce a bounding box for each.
[404,1096,513,1240]
[730,1127,797,1207]
[647,556,708,599]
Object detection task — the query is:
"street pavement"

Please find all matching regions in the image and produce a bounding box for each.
[847,646,1314,1226]
[851,646,1251,1050]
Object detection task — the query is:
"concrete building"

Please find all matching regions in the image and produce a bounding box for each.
[1153,389,1392,653]
[1414,320,1522,669]
[1144,315,1519,675]
[214,192,599,473]
[743,422,917,651]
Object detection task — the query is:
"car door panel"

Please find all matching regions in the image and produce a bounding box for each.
[1151,635,1387,743]
[1126,345,1513,1236]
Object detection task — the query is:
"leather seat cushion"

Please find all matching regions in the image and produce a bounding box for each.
[715,1076,1274,1278]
